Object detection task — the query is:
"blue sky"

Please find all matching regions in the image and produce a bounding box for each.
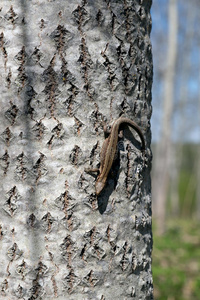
[150,0,200,143]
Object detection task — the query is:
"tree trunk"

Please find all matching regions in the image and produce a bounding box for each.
[0,1,153,299]
[196,144,200,220]
[152,0,178,235]
[196,71,200,220]
[170,5,195,217]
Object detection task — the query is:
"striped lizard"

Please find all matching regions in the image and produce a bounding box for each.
[85,117,145,196]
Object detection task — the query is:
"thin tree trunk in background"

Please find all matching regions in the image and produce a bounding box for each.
[152,0,178,234]
[196,70,200,220]
[170,6,195,217]
[196,144,200,220]
[0,1,153,299]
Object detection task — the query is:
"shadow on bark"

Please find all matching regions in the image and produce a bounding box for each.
[19,0,42,263]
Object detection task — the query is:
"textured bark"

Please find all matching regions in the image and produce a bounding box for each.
[0,1,153,299]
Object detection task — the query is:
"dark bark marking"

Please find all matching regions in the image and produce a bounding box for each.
[80,243,87,261]
[63,82,79,117]
[69,145,82,166]
[1,127,13,146]
[0,150,10,175]
[14,46,28,92]
[1,279,8,294]
[0,225,3,241]
[6,68,12,89]
[4,6,18,25]
[50,25,72,54]
[88,141,100,166]
[51,274,58,297]
[16,260,27,280]
[61,235,74,269]
[28,261,47,299]
[42,61,58,119]
[73,5,98,110]
[106,224,111,243]
[101,45,116,91]
[32,120,46,141]
[96,9,103,26]
[45,246,59,297]
[4,186,20,216]
[16,152,28,181]
[41,212,55,233]
[74,117,83,136]
[120,241,129,271]
[31,47,44,65]
[0,32,8,69]
[4,101,19,125]
[104,0,117,34]
[63,269,78,294]
[15,284,25,298]
[47,122,64,149]
[7,242,22,262]
[33,152,47,184]
[27,213,38,228]
[84,226,97,246]
[40,19,45,29]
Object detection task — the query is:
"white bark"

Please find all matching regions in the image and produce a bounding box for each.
[0,1,153,299]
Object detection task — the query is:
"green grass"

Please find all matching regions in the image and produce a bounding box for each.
[152,220,200,300]
[178,171,196,217]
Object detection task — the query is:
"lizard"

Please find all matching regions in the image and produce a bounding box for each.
[85,117,145,196]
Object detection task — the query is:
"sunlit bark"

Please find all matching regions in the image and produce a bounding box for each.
[0,1,153,298]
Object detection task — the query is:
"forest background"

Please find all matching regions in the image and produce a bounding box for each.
[151,0,200,299]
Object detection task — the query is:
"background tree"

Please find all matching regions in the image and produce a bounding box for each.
[152,0,200,231]
[0,1,153,299]
[148,0,200,298]
[152,0,178,234]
